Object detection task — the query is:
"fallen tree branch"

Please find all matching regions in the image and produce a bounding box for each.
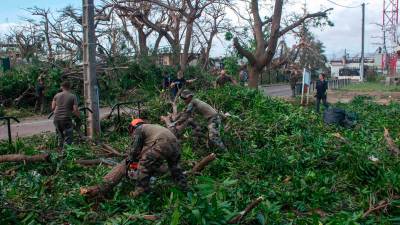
[190,153,216,174]
[75,158,117,167]
[362,195,400,218]
[80,160,126,198]
[0,153,50,163]
[384,128,400,155]
[14,86,35,106]
[126,214,160,221]
[100,143,126,157]
[332,132,349,144]
[80,152,218,198]
[228,197,264,224]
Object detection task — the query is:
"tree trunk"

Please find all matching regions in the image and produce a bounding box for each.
[44,19,53,62]
[138,28,148,57]
[0,154,50,163]
[153,33,163,54]
[248,65,262,88]
[171,41,181,67]
[180,20,194,72]
[80,160,126,198]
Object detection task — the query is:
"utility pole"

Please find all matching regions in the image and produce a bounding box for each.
[360,3,365,82]
[82,0,101,138]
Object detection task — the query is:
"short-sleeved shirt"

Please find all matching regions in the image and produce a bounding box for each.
[53,91,78,120]
[216,75,234,87]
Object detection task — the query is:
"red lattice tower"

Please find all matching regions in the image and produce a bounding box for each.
[383,0,399,50]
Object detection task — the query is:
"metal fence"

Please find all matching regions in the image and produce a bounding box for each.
[308,79,352,93]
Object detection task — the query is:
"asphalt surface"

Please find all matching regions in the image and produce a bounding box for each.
[261,84,292,97]
[0,108,111,140]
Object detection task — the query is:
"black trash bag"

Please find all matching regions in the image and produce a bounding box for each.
[323,108,357,128]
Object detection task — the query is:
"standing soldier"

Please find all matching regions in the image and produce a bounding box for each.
[34,77,46,114]
[126,119,188,197]
[215,69,237,88]
[171,90,226,151]
[315,73,329,113]
[52,81,80,150]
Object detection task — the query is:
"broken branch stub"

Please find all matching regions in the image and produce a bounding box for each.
[191,153,216,174]
[384,128,400,156]
[0,154,50,163]
[228,197,264,224]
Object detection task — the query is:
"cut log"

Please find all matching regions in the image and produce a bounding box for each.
[0,154,50,163]
[191,153,217,174]
[228,197,264,224]
[80,160,126,198]
[80,153,217,198]
[384,128,400,155]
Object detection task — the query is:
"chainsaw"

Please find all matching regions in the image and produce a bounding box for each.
[126,161,139,180]
[126,161,158,184]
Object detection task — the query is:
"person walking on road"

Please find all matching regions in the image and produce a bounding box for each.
[52,81,80,150]
[315,73,329,113]
[126,119,188,197]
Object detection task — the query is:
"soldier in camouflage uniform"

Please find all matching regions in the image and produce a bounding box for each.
[170,90,226,151]
[126,119,188,197]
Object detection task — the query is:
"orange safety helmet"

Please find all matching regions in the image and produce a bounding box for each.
[130,118,144,127]
[128,118,144,133]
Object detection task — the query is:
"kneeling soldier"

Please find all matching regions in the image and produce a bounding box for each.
[126,119,188,197]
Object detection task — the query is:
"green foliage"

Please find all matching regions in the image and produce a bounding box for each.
[223,56,240,77]
[1,85,400,224]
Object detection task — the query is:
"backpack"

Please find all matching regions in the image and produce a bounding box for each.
[323,108,357,128]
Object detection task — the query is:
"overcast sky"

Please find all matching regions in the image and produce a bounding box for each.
[0,0,382,59]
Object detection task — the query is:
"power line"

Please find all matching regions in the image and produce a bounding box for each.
[326,0,361,9]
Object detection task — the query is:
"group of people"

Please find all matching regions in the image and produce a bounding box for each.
[50,71,233,197]
[125,89,227,196]
[49,67,329,197]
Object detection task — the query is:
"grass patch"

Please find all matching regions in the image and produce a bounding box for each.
[1,86,400,224]
[340,82,400,92]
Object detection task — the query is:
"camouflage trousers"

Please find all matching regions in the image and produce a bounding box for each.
[176,115,226,150]
[207,115,226,150]
[54,119,73,149]
[136,140,187,192]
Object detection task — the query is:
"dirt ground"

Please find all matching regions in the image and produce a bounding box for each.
[327,90,400,105]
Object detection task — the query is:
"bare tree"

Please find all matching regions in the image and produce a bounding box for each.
[27,7,54,62]
[232,0,332,88]
[194,3,227,69]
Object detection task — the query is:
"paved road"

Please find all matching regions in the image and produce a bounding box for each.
[261,84,292,97]
[0,108,111,140]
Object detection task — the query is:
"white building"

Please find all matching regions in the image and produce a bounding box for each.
[329,55,379,81]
